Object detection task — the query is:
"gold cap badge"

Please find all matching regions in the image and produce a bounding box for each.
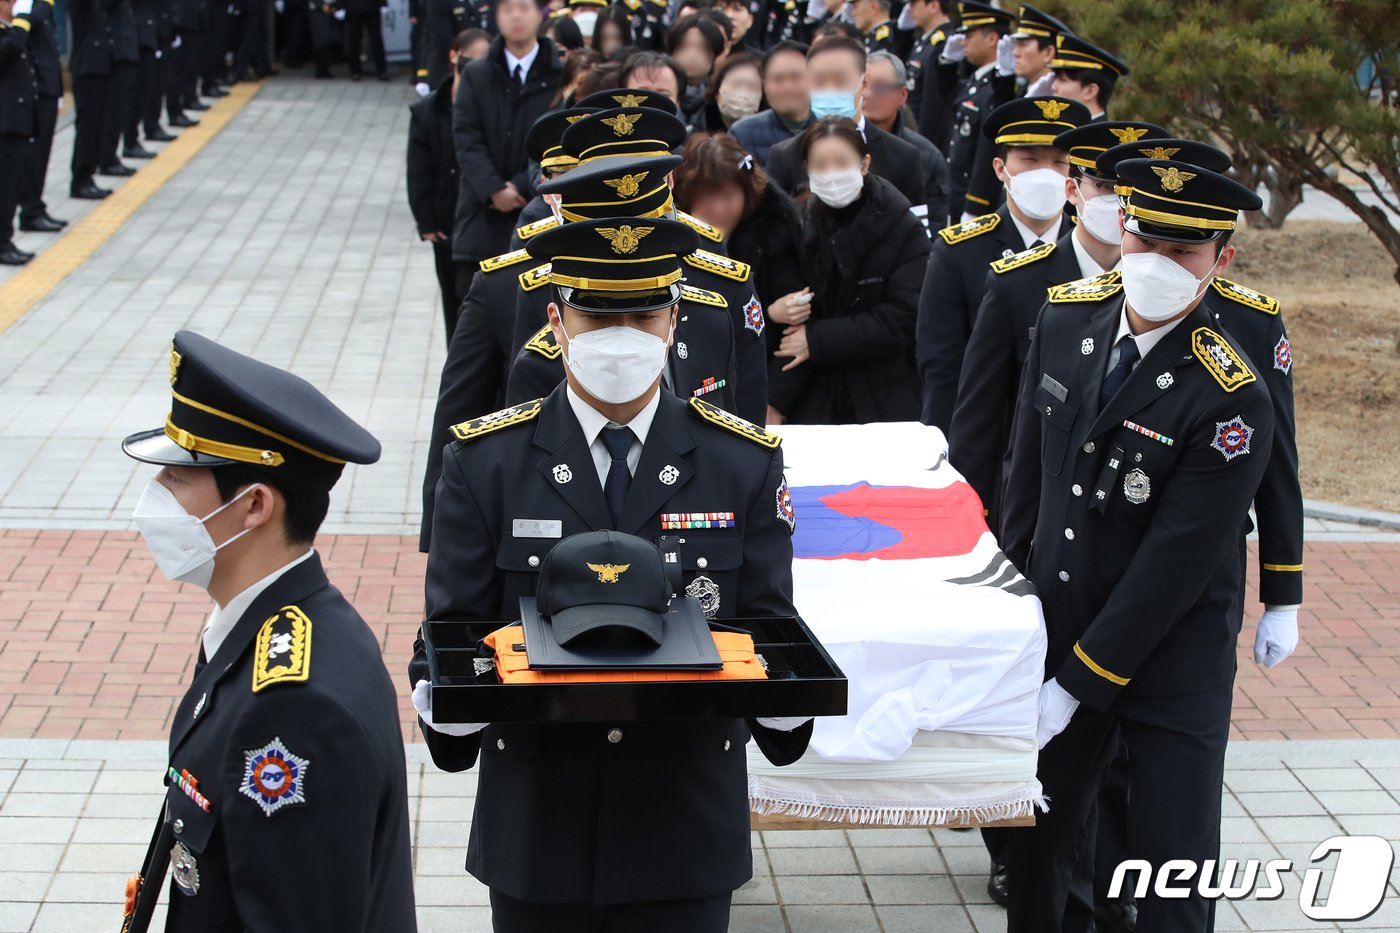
[1109,126,1150,144]
[1034,99,1070,120]
[601,112,641,137]
[1152,165,1197,193]
[603,171,649,198]
[587,562,631,583]
[596,224,654,255]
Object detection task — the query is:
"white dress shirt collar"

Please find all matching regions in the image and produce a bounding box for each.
[1110,304,1189,368]
[504,43,540,82]
[566,385,662,487]
[1008,209,1053,252]
[1070,227,1118,279]
[203,549,315,660]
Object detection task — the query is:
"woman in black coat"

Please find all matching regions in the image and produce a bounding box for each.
[767,117,931,425]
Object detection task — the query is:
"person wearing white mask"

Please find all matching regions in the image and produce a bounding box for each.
[767,116,929,425]
[997,157,1281,933]
[916,94,1089,433]
[118,331,415,933]
[410,216,812,933]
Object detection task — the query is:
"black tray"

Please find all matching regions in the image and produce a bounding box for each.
[425,615,847,723]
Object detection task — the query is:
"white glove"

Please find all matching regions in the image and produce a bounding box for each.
[1035,678,1079,749]
[13,0,34,16]
[412,680,487,737]
[756,716,813,732]
[155,49,163,58]
[172,34,182,48]
[274,0,284,11]
[1025,71,1054,98]
[1253,607,1300,668]
[940,32,965,63]
[959,210,977,224]
[895,2,914,31]
[415,81,431,96]
[995,34,1016,76]
[333,7,345,19]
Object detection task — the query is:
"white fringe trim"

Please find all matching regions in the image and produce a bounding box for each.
[748,792,1048,827]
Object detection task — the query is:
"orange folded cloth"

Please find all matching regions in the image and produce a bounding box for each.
[483,625,769,684]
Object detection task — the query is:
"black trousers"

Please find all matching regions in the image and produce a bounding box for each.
[233,0,270,77]
[146,42,172,128]
[281,0,310,66]
[1006,683,1232,933]
[70,71,111,186]
[203,6,230,88]
[0,134,25,245]
[128,47,159,145]
[488,889,732,933]
[19,96,59,219]
[432,239,461,341]
[345,10,386,75]
[102,59,138,165]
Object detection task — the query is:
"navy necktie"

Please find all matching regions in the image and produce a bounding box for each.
[194,643,208,679]
[1099,337,1141,408]
[601,427,634,528]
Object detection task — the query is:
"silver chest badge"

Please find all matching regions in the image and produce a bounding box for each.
[192,692,206,719]
[686,575,721,619]
[676,341,688,359]
[1123,468,1151,505]
[1156,372,1174,390]
[552,464,572,485]
[1081,337,1095,356]
[171,842,200,896]
[659,464,680,485]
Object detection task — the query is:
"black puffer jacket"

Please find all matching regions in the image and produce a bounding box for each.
[726,182,806,309]
[768,173,930,424]
[406,78,458,238]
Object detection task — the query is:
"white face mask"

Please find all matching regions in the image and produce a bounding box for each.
[1077,185,1123,245]
[717,89,761,124]
[1007,166,1068,221]
[132,479,262,589]
[1120,250,1218,323]
[572,9,597,36]
[560,318,672,404]
[808,167,864,208]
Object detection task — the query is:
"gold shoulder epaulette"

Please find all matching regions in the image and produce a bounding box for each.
[930,27,945,43]
[991,240,1056,274]
[687,398,781,449]
[519,262,552,292]
[1047,271,1122,303]
[677,211,724,243]
[515,216,558,241]
[684,249,751,282]
[623,0,640,11]
[480,249,532,273]
[523,325,562,359]
[937,212,1000,246]
[252,607,312,693]
[873,22,890,41]
[1211,278,1280,316]
[1191,327,1256,393]
[450,399,544,442]
[680,284,728,308]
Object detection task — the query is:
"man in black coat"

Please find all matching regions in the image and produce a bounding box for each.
[407,63,462,337]
[419,0,474,85]
[763,36,927,209]
[100,0,141,175]
[902,0,955,154]
[915,96,1086,431]
[122,0,160,157]
[862,49,948,228]
[998,160,1277,933]
[410,218,811,933]
[119,331,417,933]
[332,0,387,79]
[0,0,38,265]
[450,0,561,281]
[68,0,117,198]
[12,0,65,236]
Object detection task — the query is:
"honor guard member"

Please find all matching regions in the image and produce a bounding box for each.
[851,0,896,55]
[419,105,598,553]
[621,0,667,49]
[409,217,812,933]
[916,95,1087,431]
[952,3,1070,220]
[902,0,956,154]
[505,152,742,421]
[0,0,38,267]
[509,104,770,424]
[948,121,1170,526]
[118,333,416,933]
[997,162,1277,933]
[940,1,1015,222]
[1048,31,1128,121]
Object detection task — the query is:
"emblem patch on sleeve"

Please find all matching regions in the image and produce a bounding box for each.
[776,477,796,533]
[1273,335,1292,375]
[240,738,310,817]
[743,295,765,335]
[1211,416,1254,462]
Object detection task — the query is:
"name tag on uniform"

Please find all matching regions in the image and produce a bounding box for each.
[1040,374,1068,402]
[512,519,562,539]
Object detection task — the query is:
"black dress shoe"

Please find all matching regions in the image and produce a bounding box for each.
[1093,900,1138,933]
[187,100,211,111]
[19,215,65,233]
[123,145,157,159]
[203,85,230,97]
[0,245,33,265]
[99,162,137,177]
[70,183,112,199]
[169,113,201,127]
[987,861,1010,907]
[376,72,389,81]
[145,127,177,142]
[314,69,332,79]
[351,72,362,82]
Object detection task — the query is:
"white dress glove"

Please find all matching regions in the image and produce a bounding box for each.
[412,680,487,737]
[756,716,812,732]
[415,81,431,97]
[940,32,966,63]
[1253,607,1300,668]
[1025,71,1054,98]
[333,7,345,19]
[13,0,34,16]
[1035,678,1080,749]
[274,0,284,11]
[172,34,182,47]
[995,34,1016,76]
